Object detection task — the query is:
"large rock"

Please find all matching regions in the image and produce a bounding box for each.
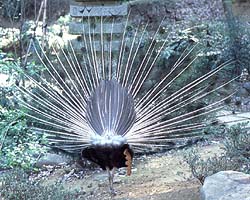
[201,171,250,200]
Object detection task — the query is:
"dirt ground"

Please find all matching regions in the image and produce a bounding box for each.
[37,142,224,200]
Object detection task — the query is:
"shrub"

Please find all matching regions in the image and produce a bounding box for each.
[184,123,250,183]
[0,56,48,170]
[0,169,82,200]
[0,107,47,170]
[184,149,239,183]
[223,123,250,173]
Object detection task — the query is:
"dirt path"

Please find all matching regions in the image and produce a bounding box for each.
[39,143,224,200]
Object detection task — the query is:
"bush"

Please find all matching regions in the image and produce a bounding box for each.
[184,123,250,183]
[0,107,47,170]
[223,123,250,172]
[0,56,48,170]
[0,169,82,200]
[184,149,239,183]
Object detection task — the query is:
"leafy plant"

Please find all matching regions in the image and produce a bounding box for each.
[184,123,250,183]
[0,107,47,170]
[0,57,48,170]
[223,123,250,173]
[0,169,83,200]
[184,148,239,183]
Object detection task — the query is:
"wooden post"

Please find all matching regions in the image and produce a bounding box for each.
[42,0,48,51]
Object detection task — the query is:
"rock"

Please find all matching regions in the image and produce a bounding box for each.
[237,88,249,98]
[201,171,250,200]
[35,153,72,167]
[243,82,250,93]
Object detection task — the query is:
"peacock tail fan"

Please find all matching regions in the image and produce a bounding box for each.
[16,15,237,154]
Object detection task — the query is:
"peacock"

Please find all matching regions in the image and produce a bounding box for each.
[16,16,236,193]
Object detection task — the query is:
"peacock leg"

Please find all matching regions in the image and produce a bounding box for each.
[107,167,116,195]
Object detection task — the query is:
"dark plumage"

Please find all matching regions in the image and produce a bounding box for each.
[82,144,133,170]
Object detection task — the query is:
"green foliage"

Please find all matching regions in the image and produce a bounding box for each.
[0,107,47,170]
[223,123,250,172]
[0,169,83,200]
[0,56,45,108]
[57,15,71,27]
[202,123,226,137]
[184,149,239,183]
[156,23,225,93]
[161,17,250,80]
[222,17,250,75]
[184,123,250,183]
[0,0,21,21]
[0,54,46,170]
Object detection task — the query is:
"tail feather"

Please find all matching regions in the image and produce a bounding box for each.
[86,80,136,137]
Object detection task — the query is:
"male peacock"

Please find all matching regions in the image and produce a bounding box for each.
[17,16,235,193]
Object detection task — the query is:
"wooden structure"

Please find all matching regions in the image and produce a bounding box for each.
[70,4,127,17]
[69,0,128,52]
